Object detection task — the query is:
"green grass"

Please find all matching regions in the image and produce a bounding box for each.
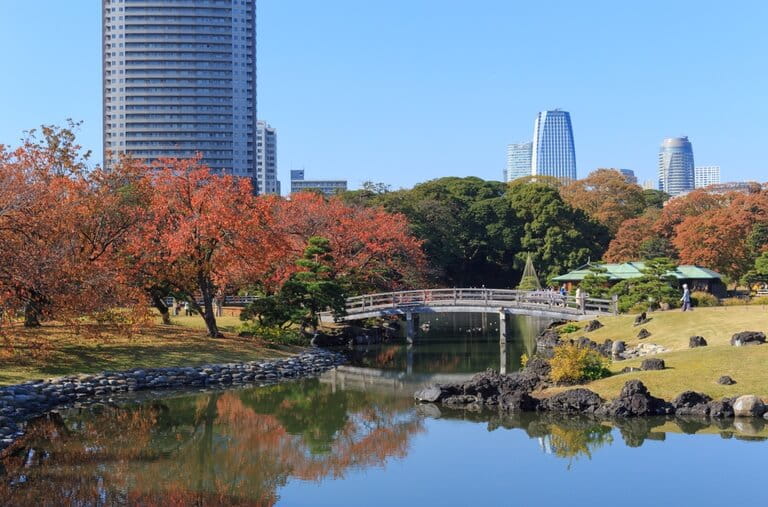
[545,305,768,400]
[0,313,298,386]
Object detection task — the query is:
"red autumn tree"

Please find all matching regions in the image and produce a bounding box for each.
[132,156,282,337]
[0,125,148,327]
[673,192,768,280]
[269,192,427,293]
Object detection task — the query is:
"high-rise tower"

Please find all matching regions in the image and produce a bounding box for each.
[102,0,261,184]
[256,121,278,194]
[531,110,577,180]
[505,142,532,181]
[694,165,720,189]
[658,137,695,196]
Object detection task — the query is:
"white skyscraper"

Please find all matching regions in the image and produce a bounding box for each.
[694,166,721,189]
[505,142,533,181]
[102,0,257,178]
[256,121,279,194]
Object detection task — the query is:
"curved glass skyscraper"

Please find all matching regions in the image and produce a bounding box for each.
[531,110,577,180]
[102,0,260,181]
[658,137,695,196]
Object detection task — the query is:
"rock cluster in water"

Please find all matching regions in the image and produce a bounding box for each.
[0,349,344,452]
[415,365,767,422]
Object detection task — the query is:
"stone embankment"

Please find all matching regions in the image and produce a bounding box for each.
[0,348,345,452]
[415,363,767,421]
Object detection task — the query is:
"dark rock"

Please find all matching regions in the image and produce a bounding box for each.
[689,336,707,348]
[414,385,443,403]
[637,328,651,340]
[633,312,649,326]
[596,380,673,417]
[522,357,551,381]
[717,375,736,385]
[672,391,712,417]
[541,389,603,414]
[499,392,539,412]
[709,400,735,419]
[536,330,561,349]
[442,394,480,407]
[641,358,665,371]
[730,331,766,347]
[584,320,604,332]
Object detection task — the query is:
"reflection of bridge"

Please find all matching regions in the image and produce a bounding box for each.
[321,288,616,342]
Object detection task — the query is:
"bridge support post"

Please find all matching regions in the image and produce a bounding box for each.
[499,310,508,343]
[406,311,415,344]
[406,344,413,375]
[499,340,507,375]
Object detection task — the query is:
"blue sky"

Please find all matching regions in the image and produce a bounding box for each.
[1,1,767,190]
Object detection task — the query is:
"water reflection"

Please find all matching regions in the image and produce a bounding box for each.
[0,380,422,505]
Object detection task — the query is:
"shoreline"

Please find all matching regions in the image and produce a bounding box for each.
[0,348,346,454]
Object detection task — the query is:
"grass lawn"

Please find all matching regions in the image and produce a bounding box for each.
[0,313,298,386]
[543,305,768,400]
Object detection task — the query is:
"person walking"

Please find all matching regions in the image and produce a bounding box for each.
[680,284,692,311]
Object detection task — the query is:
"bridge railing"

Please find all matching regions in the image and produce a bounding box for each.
[344,288,617,316]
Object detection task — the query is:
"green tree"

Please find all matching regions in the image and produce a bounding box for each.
[642,189,670,210]
[579,266,611,298]
[609,257,679,312]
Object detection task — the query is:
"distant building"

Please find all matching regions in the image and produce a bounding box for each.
[643,180,656,190]
[531,110,577,180]
[600,168,637,184]
[694,165,721,189]
[700,181,760,195]
[256,121,279,195]
[658,137,695,196]
[291,171,347,196]
[505,142,533,181]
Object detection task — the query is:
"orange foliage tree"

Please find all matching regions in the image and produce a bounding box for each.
[560,169,646,234]
[268,192,426,293]
[130,156,284,337]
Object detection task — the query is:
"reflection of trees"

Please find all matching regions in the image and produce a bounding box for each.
[0,379,423,505]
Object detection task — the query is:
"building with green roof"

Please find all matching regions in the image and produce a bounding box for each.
[553,262,725,296]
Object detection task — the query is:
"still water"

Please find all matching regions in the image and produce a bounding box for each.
[1,314,766,506]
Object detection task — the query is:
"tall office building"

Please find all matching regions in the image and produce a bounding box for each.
[102,0,259,180]
[531,110,577,180]
[658,137,695,196]
[505,142,533,181]
[255,121,279,194]
[694,165,721,189]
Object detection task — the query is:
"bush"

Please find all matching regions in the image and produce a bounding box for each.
[239,323,306,347]
[549,344,611,384]
[750,296,768,306]
[722,297,748,306]
[690,291,719,307]
[628,302,650,314]
[558,323,580,335]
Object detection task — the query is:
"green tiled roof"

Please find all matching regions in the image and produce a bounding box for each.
[552,262,723,282]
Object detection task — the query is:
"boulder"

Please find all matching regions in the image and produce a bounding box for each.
[499,392,539,412]
[641,358,665,371]
[717,376,736,385]
[633,312,649,326]
[620,366,642,374]
[536,330,561,349]
[522,357,551,381]
[442,394,480,407]
[611,341,626,357]
[689,336,708,348]
[672,391,712,417]
[730,331,766,347]
[733,395,766,417]
[540,388,602,414]
[708,400,735,419]
[596,380,673,417]
[637,328,651,340]
[414,385,443,403]
[584,320,604,332]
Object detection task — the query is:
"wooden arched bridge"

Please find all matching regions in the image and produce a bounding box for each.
[320,288,617,342]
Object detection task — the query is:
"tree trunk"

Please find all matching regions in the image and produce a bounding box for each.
[150,289,171,325]
[196,273,222,338]
[23,292,45,328]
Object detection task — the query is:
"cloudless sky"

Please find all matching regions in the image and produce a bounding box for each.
[1,0,767,190]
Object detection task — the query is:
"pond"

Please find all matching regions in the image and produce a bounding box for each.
[1,314,766,505]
